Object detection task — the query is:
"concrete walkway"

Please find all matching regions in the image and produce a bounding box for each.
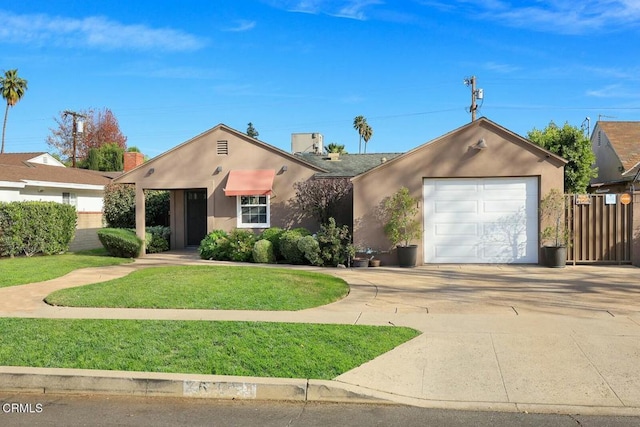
[1,251,640,415]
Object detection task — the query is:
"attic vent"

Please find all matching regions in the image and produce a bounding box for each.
[43,157,48,164]
[217,140,229,155]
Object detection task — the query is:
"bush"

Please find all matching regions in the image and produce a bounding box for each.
[298,235,322,266]
[0,201,77,257]
[227,229,257,262]
[97,228,143,258]
[279,229,310,265]
[198,230,230,260]
[259,227,284,260]
[145,226,171,253]
[103,183,169,228]
[316,217,352,266]
[252,239,276,263]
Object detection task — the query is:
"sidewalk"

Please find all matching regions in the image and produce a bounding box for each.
[1,252,640,415]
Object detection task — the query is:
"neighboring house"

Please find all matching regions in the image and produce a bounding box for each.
[0,152,114,251]
[117,118,566,265]
[590,121,640,193]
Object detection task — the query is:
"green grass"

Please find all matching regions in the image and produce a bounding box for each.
[45,266,349,310]
[0,318,420,379]
[0,249,132,288]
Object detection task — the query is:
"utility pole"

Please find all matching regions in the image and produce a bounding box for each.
[63,110,86,168]
[464,76,483,122]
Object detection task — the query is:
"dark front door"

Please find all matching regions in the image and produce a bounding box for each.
[185,189,207,246]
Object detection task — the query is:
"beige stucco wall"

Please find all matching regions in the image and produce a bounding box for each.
[115,125,322,249]
[352,119,566,265]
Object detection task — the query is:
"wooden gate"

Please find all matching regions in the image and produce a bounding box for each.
[566,194,633,264]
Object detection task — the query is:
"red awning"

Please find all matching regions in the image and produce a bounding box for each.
[223,169,276,196]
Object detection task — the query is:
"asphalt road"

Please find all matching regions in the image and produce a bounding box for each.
[1,394,640,427]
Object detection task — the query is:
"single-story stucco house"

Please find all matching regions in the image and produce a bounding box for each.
[115,118,566,265]
[0,152,113,251]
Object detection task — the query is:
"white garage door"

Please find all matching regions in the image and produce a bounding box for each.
[423,178,538,264]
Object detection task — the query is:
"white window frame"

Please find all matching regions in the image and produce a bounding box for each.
[236,195,270,228]
[62,192,77,208]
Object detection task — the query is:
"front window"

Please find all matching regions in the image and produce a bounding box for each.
[62,192,77,208]
[237,195,270,228]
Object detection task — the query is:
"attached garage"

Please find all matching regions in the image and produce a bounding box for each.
[352,118,567,266]
[423,177,538,263]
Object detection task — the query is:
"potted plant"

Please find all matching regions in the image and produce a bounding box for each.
[539,188,569,268]
[383,187,422,267]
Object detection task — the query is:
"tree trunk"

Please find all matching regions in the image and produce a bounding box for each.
[1,103,9,154]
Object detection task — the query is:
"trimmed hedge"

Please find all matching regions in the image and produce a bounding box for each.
[97,228,143,258]
[252,239,275,263]
[0,201,77,257]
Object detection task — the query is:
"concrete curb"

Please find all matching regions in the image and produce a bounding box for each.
[0,367,389,405]
[3,367,640,416]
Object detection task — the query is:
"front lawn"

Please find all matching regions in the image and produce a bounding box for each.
[0,318,420,379]
[0,249,132,288]
[45,266,349,310]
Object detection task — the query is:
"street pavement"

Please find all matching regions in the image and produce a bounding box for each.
[1,251,640,416]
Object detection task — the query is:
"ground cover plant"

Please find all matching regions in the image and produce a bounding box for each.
[45,266,349,310]
[0,318,420,379]
[0,249,131,288]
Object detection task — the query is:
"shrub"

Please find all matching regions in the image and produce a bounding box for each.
[97,228,143,258]
[0,201,77,257]
[259,227,284,259]
[298,235,322,266]
[252,239,276,263]
[198,230,230,260]
[145,226,171,253]
[316,217,352,266]
[279,229,309,264]
[103,183,169,228]
[227,229,257,262]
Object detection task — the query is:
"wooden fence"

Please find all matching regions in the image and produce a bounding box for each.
[566,194,633,264]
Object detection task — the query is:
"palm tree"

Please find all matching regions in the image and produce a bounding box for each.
[362,123,373,153]
[353,115,366,154]
[326,142,347,154]
[1,69,28,153]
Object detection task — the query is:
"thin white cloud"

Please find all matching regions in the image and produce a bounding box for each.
[223,20,257,32]
[265,0,384,20]
[0,10,206,51]
[586,84,639,98]
[451,0,640,34]
[483,61,520,73]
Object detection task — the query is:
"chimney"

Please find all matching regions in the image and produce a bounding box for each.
[123,152,144,172]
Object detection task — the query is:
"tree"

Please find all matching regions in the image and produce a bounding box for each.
[83,142,124,171]
[1,69,28,153]
[353,115,373,154]
[527,121,597,193]
[46,107,127,161]
[246,122,259,139]
[326,143,347,154]
[292,178,353,225]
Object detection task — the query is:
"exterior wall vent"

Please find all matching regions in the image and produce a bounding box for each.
[217,140,229,155]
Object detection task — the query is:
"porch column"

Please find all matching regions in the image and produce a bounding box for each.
[632,192,640,267]
[135,185,146,257]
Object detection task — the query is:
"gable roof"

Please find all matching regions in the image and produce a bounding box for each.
[115,123,327,182]
[0,160,112,187]
[295,152,403,177]
[0,152,48,167]
[352,117,566,181]
[596,121,640,175]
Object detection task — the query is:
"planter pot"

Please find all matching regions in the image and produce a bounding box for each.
[397,245,418,268]
[352,258,369,268]
[542,246,567,268]
[369,259,381,267]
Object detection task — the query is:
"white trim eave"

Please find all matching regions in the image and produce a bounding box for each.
[21,180,105,191]
[0,180,26,189]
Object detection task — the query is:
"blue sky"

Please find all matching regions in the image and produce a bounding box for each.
[2,1,639,158]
